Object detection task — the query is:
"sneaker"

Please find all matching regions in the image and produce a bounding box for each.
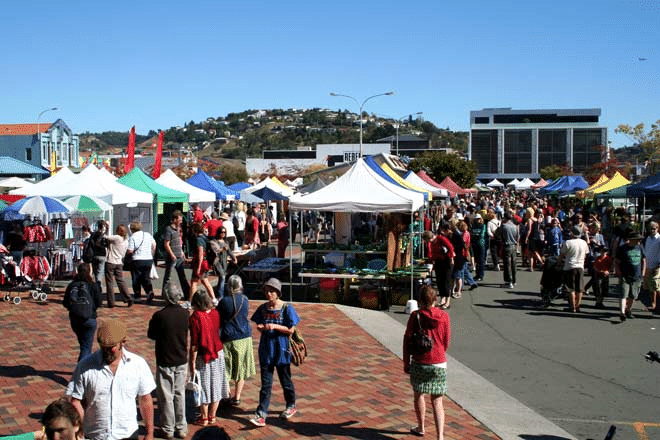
[249,415,266,427]
[146,292,154,304]
[625,310,634,319]
[620,313,627,322]
[470,284,478,291]
[505,283,514,289]
[280,407,297,420]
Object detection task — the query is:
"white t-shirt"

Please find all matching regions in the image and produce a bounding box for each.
[127,231,156,261]
[560,238,590,270]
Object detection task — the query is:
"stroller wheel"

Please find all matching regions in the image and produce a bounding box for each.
[4,294,11,302]
[13,296,21,305]
[31,291,40,299]
[39,293,48,301]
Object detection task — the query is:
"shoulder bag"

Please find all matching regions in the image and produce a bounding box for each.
[410,311,433,355]
[283,303,307,366]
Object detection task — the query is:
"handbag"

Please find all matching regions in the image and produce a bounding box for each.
[283,304,307,366]
[149,263,159,280]
[185,372,203,407]
[410,311,433,355]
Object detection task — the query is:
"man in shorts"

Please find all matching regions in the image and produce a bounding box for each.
[615,230,646,321]
[559,226,590,313]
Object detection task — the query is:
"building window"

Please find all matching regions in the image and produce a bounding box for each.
[471,130,498,173]
[504,130,532,174]
[25,148,32,161]
[538,129,567,170]
[573,129,603,173]
[474,117,489,124]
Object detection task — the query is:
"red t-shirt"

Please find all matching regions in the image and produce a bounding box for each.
[429,235,455,261]
[205,219,223,238]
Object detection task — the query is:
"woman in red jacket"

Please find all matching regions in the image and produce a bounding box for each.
[403,285,451,439]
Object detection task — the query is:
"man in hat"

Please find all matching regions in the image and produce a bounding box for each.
[68,318,156,440]
[148,283,189,439]
[558,225,590,313]
[615,229,646,320]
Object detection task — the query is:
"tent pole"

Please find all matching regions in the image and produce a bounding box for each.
[289,208,293,302]
[410,211,414,304]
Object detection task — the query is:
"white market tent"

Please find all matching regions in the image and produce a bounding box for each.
[403,171,449,198]
[515,178,535,190]
[9,167,78,196]
[0,176,34,189]
[486,179,504,188]
[98,167,118,181]
[289,158,425,212]
[76,165,153,205]
[156,169,216,203]
[506,178,521,187]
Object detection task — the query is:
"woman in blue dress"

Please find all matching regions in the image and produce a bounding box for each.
[249,278,300,427]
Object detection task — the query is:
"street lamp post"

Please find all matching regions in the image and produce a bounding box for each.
[396,112,423,156]
[330,91,394,158]
[37,107,58,166]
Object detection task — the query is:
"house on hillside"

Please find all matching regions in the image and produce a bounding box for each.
[0,119,80,173]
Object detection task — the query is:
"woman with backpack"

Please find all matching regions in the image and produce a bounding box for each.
[63,263,103,362]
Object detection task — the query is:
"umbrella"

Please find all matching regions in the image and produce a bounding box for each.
[64,195,113,213]
[0,200,7,210]
[1,195,71,221]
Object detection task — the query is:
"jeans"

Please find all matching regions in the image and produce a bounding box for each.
[462,262,478,286]
[92,256,106,289]
[105,262,131,306]
[489,240,500,268]
[256,364,295,419]
[131,259,154,299]
[70,317,96,362]
[503,244,517,284]
[156,364,188,437]
[214,273,226,300]
[162,257,190,300]
[472,243,485,279]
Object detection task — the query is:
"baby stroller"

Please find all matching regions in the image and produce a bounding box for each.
[1,251,51,304]
[540,255,566,308]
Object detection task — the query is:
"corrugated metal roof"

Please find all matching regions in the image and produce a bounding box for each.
[0,123,53,135]
[0,157,50,176]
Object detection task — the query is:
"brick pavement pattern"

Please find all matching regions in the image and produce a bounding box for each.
[0,286,500,439]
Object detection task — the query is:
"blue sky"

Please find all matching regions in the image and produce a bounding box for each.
[1,0,658,148]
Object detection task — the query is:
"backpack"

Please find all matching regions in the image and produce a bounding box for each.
[82,238,94,263]
[68,282,94,320]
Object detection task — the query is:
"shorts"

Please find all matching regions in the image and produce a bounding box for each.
[643,267,660,292]
[563,268,584,292]
[620,279,642,300]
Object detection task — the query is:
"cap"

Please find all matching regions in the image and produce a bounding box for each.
[474,213,482,220]
[97,318,127,346]
[220,212,229,221]
[264,278,282,295]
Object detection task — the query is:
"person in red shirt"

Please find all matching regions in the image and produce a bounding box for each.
[592,249,612,309]
[403,284,451,439]
[205,212,223,239]
[422,224,455,309]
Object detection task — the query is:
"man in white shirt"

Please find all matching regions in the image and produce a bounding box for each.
[127,222,157,304]
[234,208,247,247]
[68,318,156,440]
[643,221,660,312]
[559,226,590,313]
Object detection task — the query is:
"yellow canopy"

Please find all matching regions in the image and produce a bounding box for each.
[588,171,630,196]
[380,161,432,201]
[576,174,609,198]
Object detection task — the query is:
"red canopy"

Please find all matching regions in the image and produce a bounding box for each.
[417,170,455,197]
[0,194,25,204]
[439,176,476,196]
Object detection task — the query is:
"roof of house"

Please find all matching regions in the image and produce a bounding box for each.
[0,157,50,176]
[0,123,54,136]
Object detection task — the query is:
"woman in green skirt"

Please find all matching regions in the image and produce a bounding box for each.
[403,285,451,439]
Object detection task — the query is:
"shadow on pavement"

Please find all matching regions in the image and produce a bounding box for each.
[0,364,69,387]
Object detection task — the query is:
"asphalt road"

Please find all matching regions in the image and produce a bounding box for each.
[389,265,660,440]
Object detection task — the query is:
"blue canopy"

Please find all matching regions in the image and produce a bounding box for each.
[540,175,588,195]
[186,170,240,200]
[228,182,252,191]
[251,186,289,201]
[627,172,660,197]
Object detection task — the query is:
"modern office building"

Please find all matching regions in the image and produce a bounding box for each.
[0,119,80,172]
[469,108,606,179]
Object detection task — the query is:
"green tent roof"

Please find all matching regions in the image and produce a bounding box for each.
[596,183,630,199]
[118,168,188,204]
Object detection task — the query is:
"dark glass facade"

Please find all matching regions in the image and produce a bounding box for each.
[470,130,498,173]
[572,129,603,173]
[538,129,567,170]
[504,130,532,173]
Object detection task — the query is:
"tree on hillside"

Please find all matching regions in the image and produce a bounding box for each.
[581,144,633,184]
[616,120,660,174]
[409,152,478,189]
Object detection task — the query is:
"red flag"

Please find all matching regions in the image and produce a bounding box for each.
[153,130,164,179]
[124,126,136,173]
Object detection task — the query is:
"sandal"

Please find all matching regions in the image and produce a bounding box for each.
[194,416,208,426]
[207,417,217,425]
[231,398,241,406]
[410,426,425,436]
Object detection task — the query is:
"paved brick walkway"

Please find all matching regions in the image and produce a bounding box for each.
[0,284,500,439]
